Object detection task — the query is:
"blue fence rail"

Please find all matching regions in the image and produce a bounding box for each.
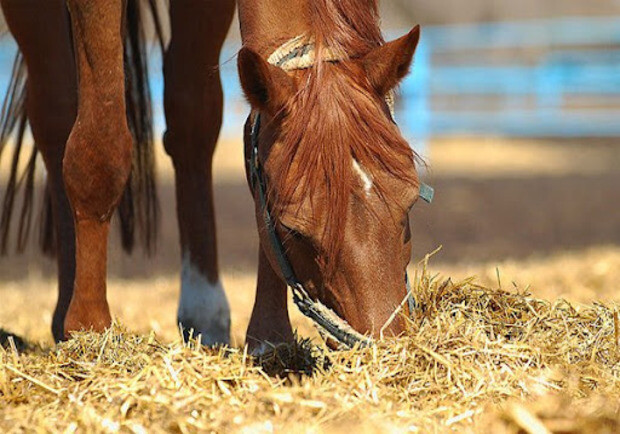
[1,16,619,155]
[397,16,620,144]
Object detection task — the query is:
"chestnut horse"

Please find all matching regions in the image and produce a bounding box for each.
[0,0,422,351]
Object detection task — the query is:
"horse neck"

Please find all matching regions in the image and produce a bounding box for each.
[238,0,310,56]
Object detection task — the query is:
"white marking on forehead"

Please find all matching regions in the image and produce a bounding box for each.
[177,253,231,346]
[352,159,373,194]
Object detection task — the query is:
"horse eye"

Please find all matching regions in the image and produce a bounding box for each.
[280,222,305,240]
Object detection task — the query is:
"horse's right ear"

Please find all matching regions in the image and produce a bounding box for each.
[238,47,295,115]
[361,25,420,95]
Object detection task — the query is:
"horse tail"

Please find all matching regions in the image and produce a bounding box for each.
[0,52,30,255]
[0,0,165,257]
[120,0,164,255]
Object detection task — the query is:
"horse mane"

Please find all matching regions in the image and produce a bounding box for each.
[310,0,383,55]
[271,0,417,274]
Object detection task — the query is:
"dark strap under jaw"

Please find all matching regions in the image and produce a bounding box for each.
[248,113,432,349]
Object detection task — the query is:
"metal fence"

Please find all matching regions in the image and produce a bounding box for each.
[1,16,619,154]
[396,16,620,144]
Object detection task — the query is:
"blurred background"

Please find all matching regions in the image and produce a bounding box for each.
[0,1,619,320]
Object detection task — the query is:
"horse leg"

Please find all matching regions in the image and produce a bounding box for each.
[246,246,294,355]
[61,0,132,337]
[0,0,78,341]
[163,0,235,346]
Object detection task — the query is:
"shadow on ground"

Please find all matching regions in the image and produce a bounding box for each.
[0,328,26,351]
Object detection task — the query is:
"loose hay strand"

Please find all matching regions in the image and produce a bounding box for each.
[4,364,60,396]
[614,309,619,353]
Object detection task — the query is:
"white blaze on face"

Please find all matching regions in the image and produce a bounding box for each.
[352,159,373,194]
[177,253,231,346]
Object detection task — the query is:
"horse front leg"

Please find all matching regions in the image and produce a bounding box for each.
[62,0,132,337]
[163,0,235,346]
[246,245,294,355]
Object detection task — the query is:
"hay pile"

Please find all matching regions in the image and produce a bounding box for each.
[1,267,619,432]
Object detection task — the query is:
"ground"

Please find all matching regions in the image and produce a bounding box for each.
[0,138,619,432]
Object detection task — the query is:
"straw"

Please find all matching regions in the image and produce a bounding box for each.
[1,264,619,432]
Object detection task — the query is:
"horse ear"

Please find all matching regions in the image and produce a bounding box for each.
[361,25,420,95]
[238,47,296,115]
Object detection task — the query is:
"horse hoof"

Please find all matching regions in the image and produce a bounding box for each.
[63,300,112,339]
[177,266,231,347]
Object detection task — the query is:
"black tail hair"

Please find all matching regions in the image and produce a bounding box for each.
[0,0,165,257]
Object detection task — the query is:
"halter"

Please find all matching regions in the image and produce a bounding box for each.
[245,37,434,349]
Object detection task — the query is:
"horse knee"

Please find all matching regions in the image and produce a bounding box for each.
[63,121,133,221]
[164,94,224,164]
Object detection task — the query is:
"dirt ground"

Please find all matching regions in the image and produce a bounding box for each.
[1,136,619,342]
[2,136,620,280]
[1,245,618,348]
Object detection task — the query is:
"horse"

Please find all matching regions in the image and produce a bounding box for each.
[0,0,423,353]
